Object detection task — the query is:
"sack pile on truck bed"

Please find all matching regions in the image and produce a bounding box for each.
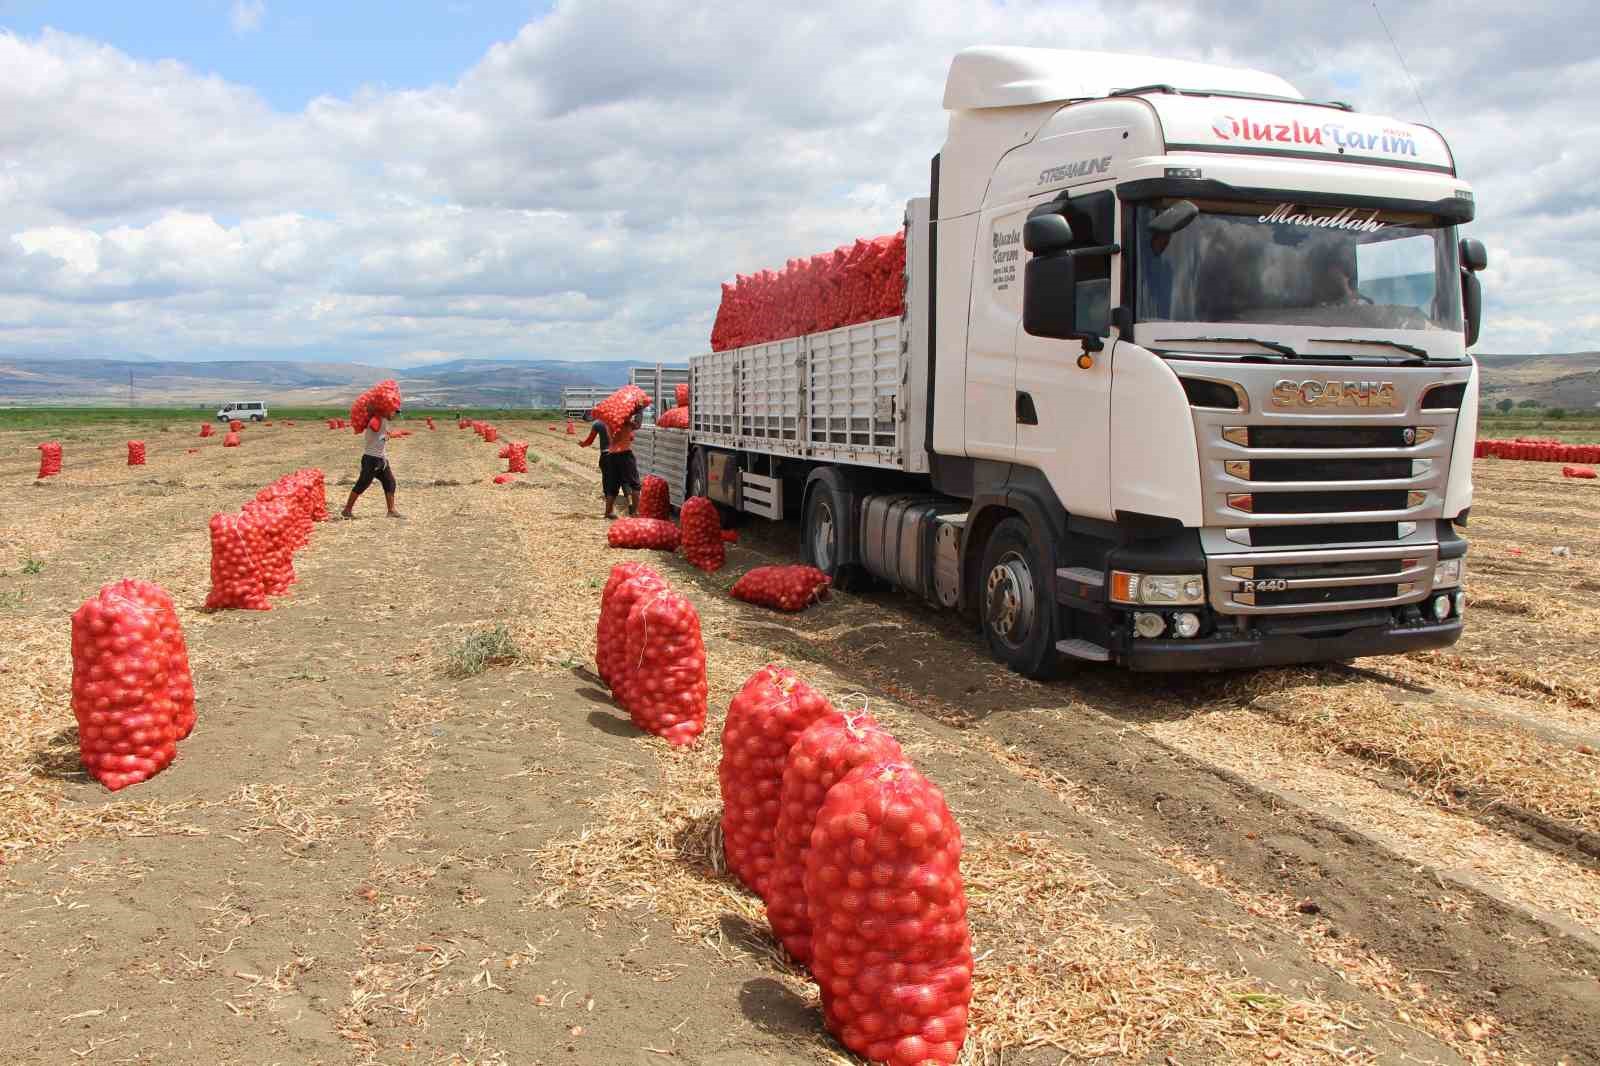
[710,231,906,351]
[1477,438,1600,464]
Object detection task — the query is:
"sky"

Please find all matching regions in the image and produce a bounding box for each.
[0,0,1595,367]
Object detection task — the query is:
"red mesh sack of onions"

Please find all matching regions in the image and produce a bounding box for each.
[71,581,186,791]
[204,512,271,610]
[616,588,707,747]
[242,499,296,595]
[805,761,973,1065]
[767,711,904,965]
[507,443,529,473]
[638,475,670,520]
[657,406,689,429]
[127,441,147,466]
[718,665,838,899]
[595,563,666,690]
[492,473,513,484]
[731,565,832,612]
[114,579,197,740]
[37,441,63,478]
[676,383,689,407]
[592,384,650,437]
[223,432,241,447]
[200,423,215,437]
[608,517,681,551]
[680,496,733,572]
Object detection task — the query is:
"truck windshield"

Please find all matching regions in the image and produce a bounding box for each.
[1134,199,1462,333]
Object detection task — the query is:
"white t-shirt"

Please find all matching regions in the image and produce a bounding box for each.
[362,418,391,459]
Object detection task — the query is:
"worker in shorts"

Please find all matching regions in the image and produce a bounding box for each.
[341,409,405,519]
[578,406,643,518]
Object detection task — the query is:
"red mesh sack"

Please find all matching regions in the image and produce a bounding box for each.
[638,475,670,520]
[497,443,512,459]
[806,762,973,1065]
[718,665,838,899]
[731,565,832,612]
[508,443,529,473]
[484,426,499,443]
[1564,465,1597,479]
[205,512,270,610]
[680,496,728,572]
[71,582,184,791]
[566,419,575,435]
[223,432,241,447]
[199,423,215,438]
[493,474,514,484]
[608,517,680,550]
[592,384,651,437]
[112,579,197,741]
[596,564,666,690]
[242,500,295,595]
[768,712,904,965]
[37,441,63,478]
[126,441,146,466]
[676,383,689,407]
[616,589,707,747]
[229,420,242,432]
[658,406,689,429]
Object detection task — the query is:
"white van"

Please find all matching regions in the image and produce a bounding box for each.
[216,400,269,422]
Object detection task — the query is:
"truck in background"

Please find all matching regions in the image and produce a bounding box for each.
[636,46,1488,677]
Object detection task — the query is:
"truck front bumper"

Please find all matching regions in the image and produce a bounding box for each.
[1119,617,1463,673]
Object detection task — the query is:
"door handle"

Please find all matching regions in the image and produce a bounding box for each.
[1015,392,1039,426]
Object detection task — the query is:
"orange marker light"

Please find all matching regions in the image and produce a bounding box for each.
[1077,354,1095,369]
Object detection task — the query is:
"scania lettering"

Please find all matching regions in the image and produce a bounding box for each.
[635,47,1487,677]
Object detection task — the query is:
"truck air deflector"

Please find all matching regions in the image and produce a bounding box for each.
[1117,178,1473,223]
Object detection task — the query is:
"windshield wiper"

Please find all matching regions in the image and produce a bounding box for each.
[1314,337,1429,360]
[1158,336,1300,358]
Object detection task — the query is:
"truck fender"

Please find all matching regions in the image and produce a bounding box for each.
[961,489,1062,613]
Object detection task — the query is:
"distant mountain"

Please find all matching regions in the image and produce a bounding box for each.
[1476,351,1600,410]
[0,356,676,408]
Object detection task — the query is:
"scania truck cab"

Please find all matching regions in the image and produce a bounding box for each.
[644,47,1488,677]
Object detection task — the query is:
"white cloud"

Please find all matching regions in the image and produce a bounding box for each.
[230,1,266,34]
[0,2,1595,369]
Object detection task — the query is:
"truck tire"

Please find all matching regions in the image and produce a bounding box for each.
[802,479,866,592]
[977,516,1060,680]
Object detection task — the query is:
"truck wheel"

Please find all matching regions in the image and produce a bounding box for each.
[977,517,1059,680]
[688,447,709,501]
[802,480,866,592]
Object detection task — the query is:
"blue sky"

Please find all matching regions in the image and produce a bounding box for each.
[0,0,1594,368]
[0,1,547,110]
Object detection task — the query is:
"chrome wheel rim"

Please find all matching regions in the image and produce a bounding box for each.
[985,551,1036,649]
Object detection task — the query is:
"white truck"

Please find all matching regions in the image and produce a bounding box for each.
[637,46,1487,677]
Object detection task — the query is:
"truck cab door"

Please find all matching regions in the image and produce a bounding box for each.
[1013,183,1117,522]
[964,204,1027,461]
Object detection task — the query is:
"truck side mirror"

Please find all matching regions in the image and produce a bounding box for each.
[1462,271,1482,348]
[1023,252,1080,339]
[1024,214,1075,255]
[1149,200,1199,237]
[1460,237,1487,273]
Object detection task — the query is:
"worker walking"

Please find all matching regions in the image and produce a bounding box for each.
[578,407,643,519]
[341,410,404,519]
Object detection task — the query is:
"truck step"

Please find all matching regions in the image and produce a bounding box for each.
[1055,638,1111,663]
[1056,567,1104,588]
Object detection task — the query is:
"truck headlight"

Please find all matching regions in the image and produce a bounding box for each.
[1432,559,1463,589]
[1110,571,1206,606]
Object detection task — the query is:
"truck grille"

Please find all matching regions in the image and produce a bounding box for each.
[1246,458,1413,482]
[1211,546,1434,615]
[1245,426,1414,449]
[1248,490,1412,515]
[1247,523,1402,547]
